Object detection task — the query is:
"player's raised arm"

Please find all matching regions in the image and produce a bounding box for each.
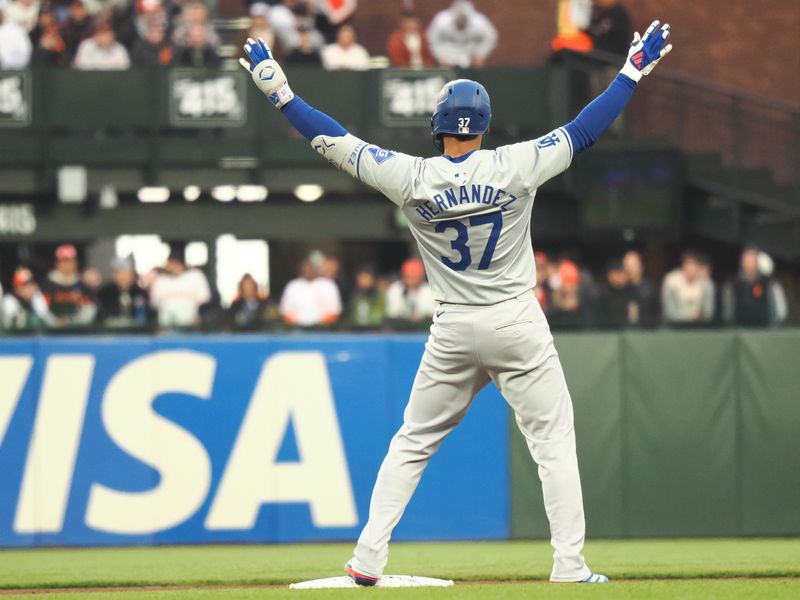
[239,38,418,207]
[563,20,672,153]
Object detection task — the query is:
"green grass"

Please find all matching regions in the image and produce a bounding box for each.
[0,539,798,598]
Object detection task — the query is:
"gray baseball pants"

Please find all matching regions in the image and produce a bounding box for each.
[349,288,592,582]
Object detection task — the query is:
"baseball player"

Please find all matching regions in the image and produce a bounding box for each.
[240,19,672,585]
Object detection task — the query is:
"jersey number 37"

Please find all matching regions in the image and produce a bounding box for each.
[435,212,502,271]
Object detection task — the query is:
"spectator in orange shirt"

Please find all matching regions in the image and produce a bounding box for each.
[387,11,436,68]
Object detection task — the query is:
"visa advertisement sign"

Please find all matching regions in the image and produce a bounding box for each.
[0,336,509,547]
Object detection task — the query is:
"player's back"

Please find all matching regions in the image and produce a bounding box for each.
[398,130,572,306]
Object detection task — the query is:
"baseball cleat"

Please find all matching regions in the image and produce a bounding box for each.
[580,573,609,583]
[344,562,380,587]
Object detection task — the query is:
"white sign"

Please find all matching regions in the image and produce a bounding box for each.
[170,71,247,127]
[0,204,36,235]
[0,73,31,126]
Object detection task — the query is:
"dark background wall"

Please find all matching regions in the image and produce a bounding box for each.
[352,0,800,104]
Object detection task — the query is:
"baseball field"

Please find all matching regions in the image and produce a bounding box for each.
[1,538,798,599]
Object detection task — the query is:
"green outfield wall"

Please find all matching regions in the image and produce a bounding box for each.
[510,329,800,539]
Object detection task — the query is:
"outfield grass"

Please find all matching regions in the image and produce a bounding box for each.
[0,539,798,598]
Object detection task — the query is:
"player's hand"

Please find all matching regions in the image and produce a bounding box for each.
[239,37,295,108]
[620,20,672,82]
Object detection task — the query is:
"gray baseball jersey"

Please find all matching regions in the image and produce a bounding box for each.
[312,129,573,305]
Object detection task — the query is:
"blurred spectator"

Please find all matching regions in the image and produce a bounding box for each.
[81,266,103,295]
[228,273,275,330]
[623,249,658,325]
[585,0,632,56]
[74,21,130,70]
[595,259,632,327]
[40,244,98,327]
[31,11,68,66]
[387,11,436,68]
[0,267,53,330]
[722,246,787,327]
[239,3,281,60]
[347,265,385,329]
[315,0,356,43]
[172,1,219,48]
[131,20,173,66]
[321,23,368,70]
[279,258,342,327]
[98,256,150,328]
[149,251,211,329]
[0,6,31,68]
[548,259,589,328]
[427,0,497,68]
[551,0,593,53]
[385,258,435,323]
[534,251,551,312]
[284,23,321,66]
[268,0,300,50]
[661,251,715,324]
[4,0,39,33]
[321,255,349,305]
[174,23,220,67]
[60,0,93,61]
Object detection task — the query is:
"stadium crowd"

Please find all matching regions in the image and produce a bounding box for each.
[0,243,789,333]
[0,0,634,71]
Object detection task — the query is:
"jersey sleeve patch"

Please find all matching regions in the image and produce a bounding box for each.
[367,147,396,165]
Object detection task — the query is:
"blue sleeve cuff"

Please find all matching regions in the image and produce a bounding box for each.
[281,96,348,141]
[563,74,636,154]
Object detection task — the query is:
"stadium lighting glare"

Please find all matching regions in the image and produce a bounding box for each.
[137,187,170,203]
[294,184,324,203]
[183,185,202,202]
[211,185,236,202]
[236,185,268,202]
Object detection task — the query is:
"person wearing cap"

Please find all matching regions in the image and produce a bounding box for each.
[74,20,130,69]
[40,244,98,327]
[347,264,385,329]
[284,22,322,66]
[385,258,435,325]
[722,245,786,327]
[59,0,92,61]
[548,259,590,328]
[1,267,54,330]
[97,256,150,329]
[149,250,212,329]
[595,258,634,327]
[239,2,282,62]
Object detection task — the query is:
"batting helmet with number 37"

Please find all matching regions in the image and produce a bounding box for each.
[430,79,492,152]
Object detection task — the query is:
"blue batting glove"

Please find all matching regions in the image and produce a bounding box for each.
[620,20,673,82]
[239,37,295,108]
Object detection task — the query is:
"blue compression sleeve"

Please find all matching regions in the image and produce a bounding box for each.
[280,96,347,141]
[563,74,637,154]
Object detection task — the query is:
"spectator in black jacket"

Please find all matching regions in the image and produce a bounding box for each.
[131,21,173,66]
[284,24,322,66]
[228,273,275,330]
[40,244,97,328]
[722,246,784,327]
[623,249,658,325]
[586,0,632,56]
[595,259,633,327]
[60,0,92,61]
[97,256,150,328]
[174,23,220,67]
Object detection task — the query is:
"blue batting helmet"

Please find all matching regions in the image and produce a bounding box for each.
[430,79,492,152]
